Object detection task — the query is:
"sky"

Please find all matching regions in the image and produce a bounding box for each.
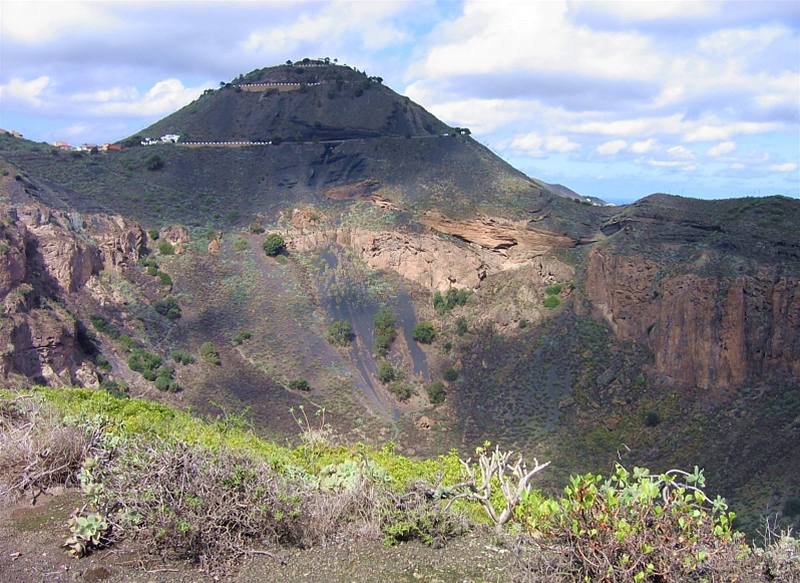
[0,0,798,204]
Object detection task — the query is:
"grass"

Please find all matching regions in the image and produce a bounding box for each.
[3,387,463,490]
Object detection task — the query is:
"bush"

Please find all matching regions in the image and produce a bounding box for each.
[426,382,446,404]
[153,296,181,320]
[377,361,396,384]
[545,284,562,296]
[234,238,249,252]
[433,288,470,314]
[389,381,413,401]
[543,296,560,309]
[248,222,264,234]
[145,155,164,171]
[154,368,179,392]
[381,486,468,546]
[443,367,459,382]
[158,241,175,255]
[128,349,163,381]
[105,442,301,568]
[262,233,285,256]
[540,465,740,583]
[147,228,159,240]
[374,307,397,355]
[454,316,468,336]
[413,322,436,344]
[156,271,172,287]
[644,411,661,427]
[288,378,310,391]
[200,342,221,366]
[232,330,252,346]
[171,350,195,365]
[327,320,354,346]
[118,335,137,352]
[90,315,120,339]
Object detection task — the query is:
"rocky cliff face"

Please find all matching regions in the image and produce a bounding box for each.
[0,202,145,386]
[587,247,800,390]
[290,218,574,293]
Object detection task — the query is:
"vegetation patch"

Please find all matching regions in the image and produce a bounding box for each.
[262,233,286,257]
[373,306,397,356]
[433,288,470,315]
[200,342,221,366]
[412,321,436,344]
[326,320,354,346]
[426,381,446,405]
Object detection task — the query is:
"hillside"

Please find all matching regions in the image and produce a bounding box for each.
[0,58,798,544]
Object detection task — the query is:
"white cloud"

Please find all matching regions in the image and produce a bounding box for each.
[1,2,119,43]
[707,141,736,157]
[72,79,214,117]
[629,139,658,154]
[574,1,719,23]
[596,140,627,155]
[509,132,579,157]
[667,145,694,159]
[647,159,697,172]
[0,76,51,107]
[683,121,782,142]
[768,163,798,172]
[244,1,408,54]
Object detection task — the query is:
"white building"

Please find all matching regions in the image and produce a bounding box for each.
[160,134,181,144]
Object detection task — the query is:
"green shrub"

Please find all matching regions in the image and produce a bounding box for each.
[147,228,159,240]
[234,238,249,252]
[644,411,661,427]
[248,222,264,234]
[90,315,120,339]
[262,233,285,257]
[200,342,221,366]
[454,316,468,336]
[154,367,179,392]
[128,349,162,381]
[153,296,181,320]
[389,381,414,401]
[145,265,158,276]
[443,367,459,382]
[232,331,252,346]
[327,320,354,346]
[158,241,175,255]
[288,378,310,391]
[433,288,471,314]
[377,361,396,384]
[275,254,288,264]
[426,382,446,404]
[145,155,164,171]
[533,465,740,582]
[156,271,172,287]
[170,350,195,365]
[543,296,560,309]
[413,321,436,344]
[118,335,137,352]
[373,306,397,355]
[545,284,562,296]
[94,354,111,372]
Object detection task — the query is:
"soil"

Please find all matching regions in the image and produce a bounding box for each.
[0,490,518,583]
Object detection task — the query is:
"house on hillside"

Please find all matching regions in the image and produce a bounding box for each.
[141,138,159,146]
[160,134,180,144]
[0,129,23,139]
[52,141,74,150]
[100,143,123,151]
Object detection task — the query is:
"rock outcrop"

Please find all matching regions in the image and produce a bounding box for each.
[290,215,575,292]
[587,248,800,390]
[0,203,145,387]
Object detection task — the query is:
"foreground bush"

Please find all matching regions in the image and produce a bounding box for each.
[262,233,285,256]
[1,389,797,581]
